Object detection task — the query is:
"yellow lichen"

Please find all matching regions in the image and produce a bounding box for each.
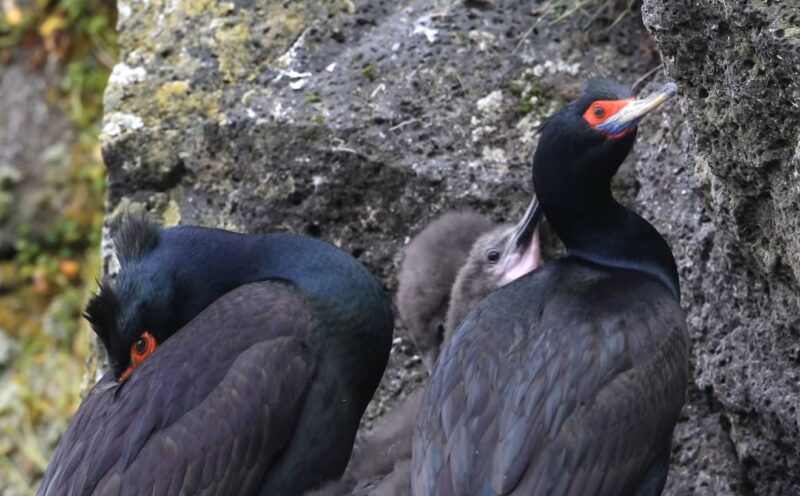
[162,199,182,227]
[182,0,221,17]
[152,81,220,123]
[156,80,190,101]
[215,23,253,81]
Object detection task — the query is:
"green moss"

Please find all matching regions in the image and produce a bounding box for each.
[517,98,536,116]
[507,81,525,97]
[361,63,380,82]
[510,82,548,117]
[0,0,118,128]
[306,92,323,104]
[527,84,545,99]
[304,126,322,142]
[0,192,12,223]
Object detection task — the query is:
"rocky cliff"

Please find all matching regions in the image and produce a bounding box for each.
[642,0,800,493]
[101,0,800,493]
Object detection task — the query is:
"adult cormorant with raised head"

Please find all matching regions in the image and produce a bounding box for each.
[413,80,688,496]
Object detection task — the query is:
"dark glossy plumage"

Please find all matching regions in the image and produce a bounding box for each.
[40,282,312,495]
[413,81,688,495]
[413,261,687,495]
[39,220,394,496]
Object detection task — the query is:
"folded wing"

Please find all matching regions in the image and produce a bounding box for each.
[38,281,314,496]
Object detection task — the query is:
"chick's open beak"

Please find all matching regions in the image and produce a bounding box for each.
[500,197,542,285]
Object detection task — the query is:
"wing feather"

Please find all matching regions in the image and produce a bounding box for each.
[38,281,314,496]
[413,262,689,496]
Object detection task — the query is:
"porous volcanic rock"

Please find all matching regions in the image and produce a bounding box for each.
[643,0,800,493]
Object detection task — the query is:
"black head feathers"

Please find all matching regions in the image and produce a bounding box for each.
[84,279,119,349]
[86,214,159,372]
[111,215,159,266]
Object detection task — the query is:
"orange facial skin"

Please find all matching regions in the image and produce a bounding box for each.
[582,98,637,139]
[119,331,158,382]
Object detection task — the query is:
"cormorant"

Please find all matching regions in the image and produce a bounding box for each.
[413,80,688,496]
[444,198,541,339]
[37,217,394,496]
[397,211,494,371]
[313,198,541,496]
[398,203,541,371]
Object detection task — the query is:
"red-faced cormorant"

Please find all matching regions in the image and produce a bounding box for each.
[413,80,688,496]
[37,217,394,496]
[313,199,541,496]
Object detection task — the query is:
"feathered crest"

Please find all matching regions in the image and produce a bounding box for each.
[84,279,119,344]
[111,214,159,265]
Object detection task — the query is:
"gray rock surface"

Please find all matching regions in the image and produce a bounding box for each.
[101,0,799,492]
[643,0,800,493]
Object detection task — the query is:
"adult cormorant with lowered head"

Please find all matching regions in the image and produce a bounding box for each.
[37,217,394,496]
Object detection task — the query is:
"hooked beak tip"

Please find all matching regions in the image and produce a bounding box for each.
[502,197,543,286]
[511,198,542,252]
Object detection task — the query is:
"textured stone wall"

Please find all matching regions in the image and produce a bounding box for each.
[102,0,800,493]
[643,0,800,493]
[643,0,800,285]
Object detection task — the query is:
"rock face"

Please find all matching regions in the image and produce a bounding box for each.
[643,0,800,283]
[643,1,800,493]
[102,0,799,493]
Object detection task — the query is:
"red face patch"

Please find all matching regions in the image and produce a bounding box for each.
[582,98,636,138]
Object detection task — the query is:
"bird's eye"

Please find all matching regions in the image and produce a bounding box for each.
[134,338,147,355]
[583,98,637,136]
[119,331,158,382]
[131,332,156,360]
[487,250,501,264]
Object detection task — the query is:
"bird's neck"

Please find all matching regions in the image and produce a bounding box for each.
[545,193,680,301]
[237,234,390,327]
[165,229,392,341]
